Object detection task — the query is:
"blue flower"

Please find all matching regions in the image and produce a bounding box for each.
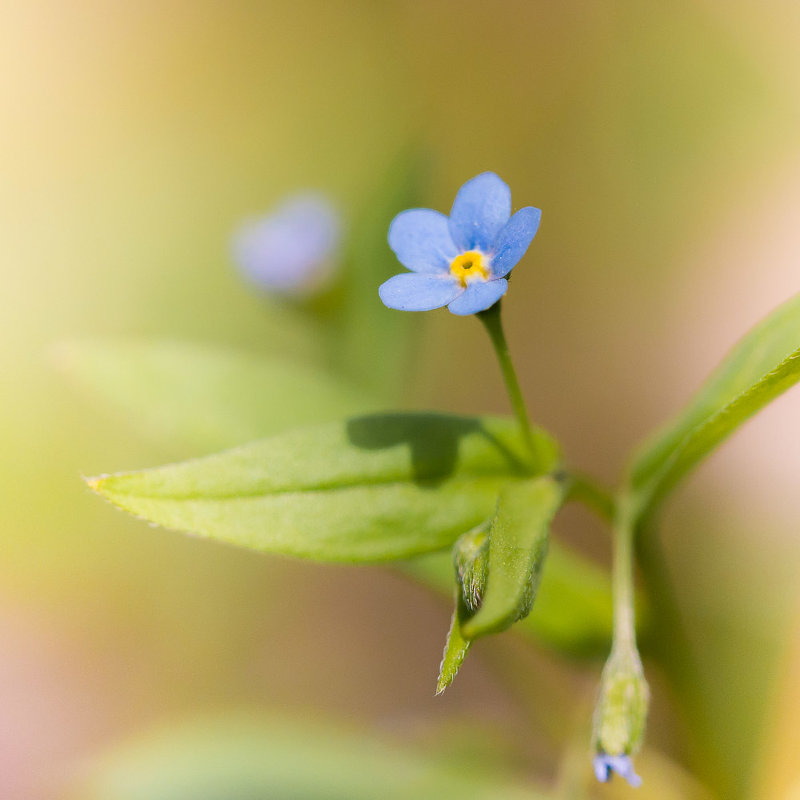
[232,193,341,297]
[379,172,541,316]
[593,754,642,788]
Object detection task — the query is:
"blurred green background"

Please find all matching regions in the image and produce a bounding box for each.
[2,2,800,798]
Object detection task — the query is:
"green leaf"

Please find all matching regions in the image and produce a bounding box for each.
[88,413,560,563]
[628,293,800,516]
[436,603,472,695]
[461,476,566,640]
[74,715,553,800]
[55,339,379,453]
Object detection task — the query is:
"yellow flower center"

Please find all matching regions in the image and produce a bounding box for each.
[449,250,489,287]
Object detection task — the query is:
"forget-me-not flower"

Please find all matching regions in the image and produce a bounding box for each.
[379,172,541,316]
[232,193,341,297]
[593,754,642,788]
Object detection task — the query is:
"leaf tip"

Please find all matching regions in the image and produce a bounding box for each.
[84,474,108,493]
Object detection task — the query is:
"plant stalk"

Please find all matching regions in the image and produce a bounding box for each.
[478,301,541,467]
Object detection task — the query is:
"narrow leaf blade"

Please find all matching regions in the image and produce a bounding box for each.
[436,603,472,695]
[629,293,800,514]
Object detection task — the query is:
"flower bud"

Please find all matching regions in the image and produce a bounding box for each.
[453,525,490,612]
[591,647,649,786]
[232,193,341,298]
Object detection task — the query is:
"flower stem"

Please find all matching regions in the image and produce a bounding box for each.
[611,495,638,654]
[566,474,615,523]
[478,301,541,467]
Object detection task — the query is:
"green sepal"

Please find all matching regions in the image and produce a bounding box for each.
[592,647,650,757]
[453,523,491,613]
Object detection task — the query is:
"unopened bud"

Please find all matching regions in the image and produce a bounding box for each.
[232,193,341,298]
[453,525,490,612]
[592,646,649,786]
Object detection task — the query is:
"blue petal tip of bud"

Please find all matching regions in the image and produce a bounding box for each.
[593,754,642,788]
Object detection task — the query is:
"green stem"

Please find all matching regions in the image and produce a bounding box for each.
[611,495,638,653]
[478,301,540,466]
[566,474,615,523]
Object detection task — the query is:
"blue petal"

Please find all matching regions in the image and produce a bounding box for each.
[593,756,610,783]
[232,194,341,295]
[447,278,508,316]
[489,207,541,278]
[388,209,457,273]
[592,755,642,788]
[448,172,511,253]
[607,756,642,788]
[379,272,463,311]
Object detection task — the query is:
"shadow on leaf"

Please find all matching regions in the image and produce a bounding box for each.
[346,413,526,486]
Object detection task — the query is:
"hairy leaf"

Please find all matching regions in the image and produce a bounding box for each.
[436,603,473,695]
[629,293,800,516]
[88,413,559,563]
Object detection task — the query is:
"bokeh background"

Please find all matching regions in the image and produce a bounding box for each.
[2,2,800,798]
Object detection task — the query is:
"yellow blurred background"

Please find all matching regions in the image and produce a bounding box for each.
[2,2,800,798]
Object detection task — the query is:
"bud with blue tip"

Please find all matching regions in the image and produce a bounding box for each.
[591,646,649,788]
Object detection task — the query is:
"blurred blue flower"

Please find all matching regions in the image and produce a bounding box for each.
[232,193,341,297]
[593,754,642,788]
[379,172,540,316]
